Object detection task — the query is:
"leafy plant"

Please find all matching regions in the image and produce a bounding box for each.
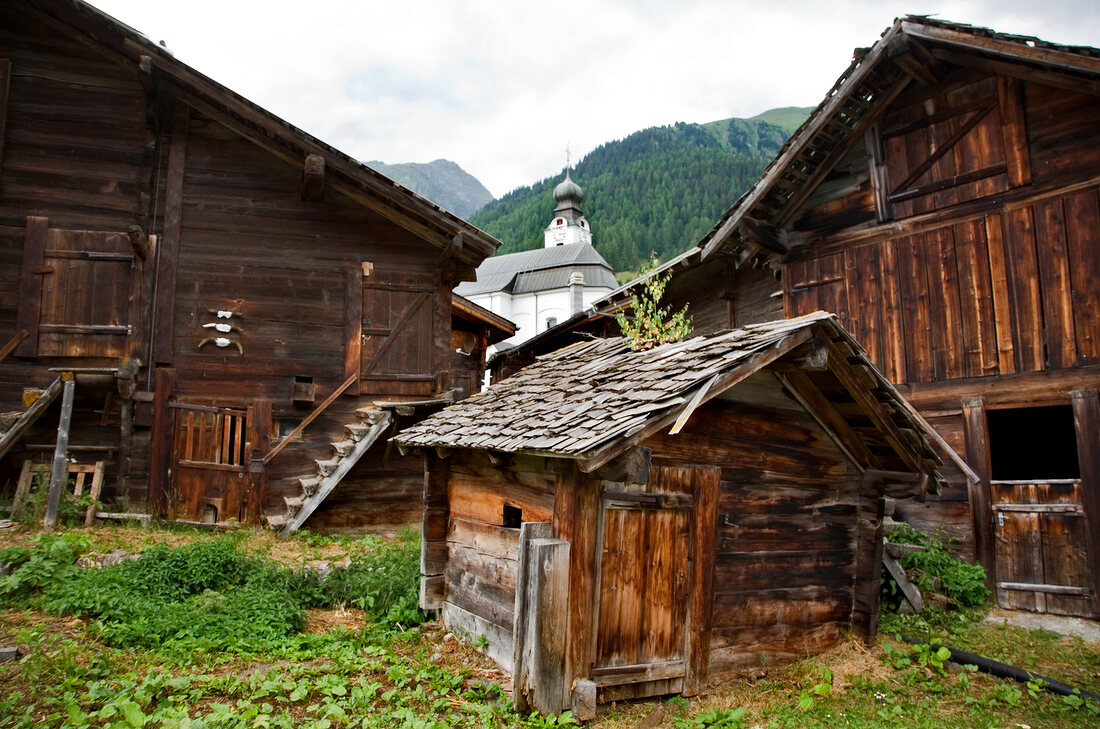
[674,706,748,728]
[882,525,989,609]
[797,667,833,711]
[615,253,692,350]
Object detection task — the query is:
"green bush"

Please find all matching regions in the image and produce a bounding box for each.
[883,526,990,609]
[2,530,427,655]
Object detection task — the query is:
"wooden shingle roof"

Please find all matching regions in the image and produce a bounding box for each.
[394,312,943,479]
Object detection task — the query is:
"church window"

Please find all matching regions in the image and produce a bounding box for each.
[555,218,564,226]
[546,317,557,328]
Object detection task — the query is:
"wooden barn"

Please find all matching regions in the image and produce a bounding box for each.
[0,0,508,532]
[394,313,943,716]
[494,17,1100,619]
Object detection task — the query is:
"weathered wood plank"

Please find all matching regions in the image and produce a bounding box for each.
[1063,190,1100,366]
[962,397,995,591]
[14,216,48,357]
[1000,207,1044,372]
[1033,199,1077,370]
[1069,390,1100,617]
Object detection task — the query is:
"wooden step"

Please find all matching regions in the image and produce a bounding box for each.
[356,407,386,424]
[331,439,356,457]
[316,456,341,477]
[265,513,288,528]
[345,423,371,441]
[284,495,305,514]
[299,476,322,496]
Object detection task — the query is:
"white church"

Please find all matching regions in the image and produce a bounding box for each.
[456,171,617,348]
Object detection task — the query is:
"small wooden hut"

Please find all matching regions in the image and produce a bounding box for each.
[394,313,942,716]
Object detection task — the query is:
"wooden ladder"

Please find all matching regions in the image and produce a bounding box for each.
[266,408,393,537]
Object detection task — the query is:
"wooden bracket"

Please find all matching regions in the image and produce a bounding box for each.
[738,216,787,255]
[301,153,325,201]
[127,225,148,259]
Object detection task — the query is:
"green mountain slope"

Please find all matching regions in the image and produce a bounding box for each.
[365,159,494,219]
[469,107,812,273]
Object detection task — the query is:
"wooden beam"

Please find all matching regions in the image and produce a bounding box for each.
[263,372,358,464]
[0,330,28,364]
[886,36,947,86]
[863,469,930,499]
[152,103,188,364]
[901,20,1100,78]
[962,396,996,592]
[738,217,787,255]
[997,75,1032,188]
[43,375,75,532]
[926,46,1100,97]
[1070,389,1100,617]
[0,376,64,463]
[776,369,877,470]
[819,335,926,475]
[301,153,325,201]
[784,174,1100,256]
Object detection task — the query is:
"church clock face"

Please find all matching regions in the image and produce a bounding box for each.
[551,228,567,245]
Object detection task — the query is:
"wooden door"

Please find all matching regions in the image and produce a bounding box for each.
[592,466,698,698]
[991,480,1095,617]
[16,219,134,358]
[168,403,252,524]
[361,269,437,396]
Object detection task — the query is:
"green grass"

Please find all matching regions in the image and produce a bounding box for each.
[0,525,1097,728]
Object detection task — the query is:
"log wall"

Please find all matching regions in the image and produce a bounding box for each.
[645,395,869,680]
[433,451,559,670]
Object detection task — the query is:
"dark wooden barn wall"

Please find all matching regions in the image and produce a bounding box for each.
[0,5,461,527]
[0,7,151,497]
[645,398,866,677]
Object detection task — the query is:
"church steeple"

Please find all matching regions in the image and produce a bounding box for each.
[544,169,593,248]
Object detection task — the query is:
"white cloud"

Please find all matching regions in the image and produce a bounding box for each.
[89,0,1099,198]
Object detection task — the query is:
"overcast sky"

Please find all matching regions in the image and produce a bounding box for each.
[89,0,1098,199]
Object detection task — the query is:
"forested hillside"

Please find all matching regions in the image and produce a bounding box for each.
[469,107,811,274]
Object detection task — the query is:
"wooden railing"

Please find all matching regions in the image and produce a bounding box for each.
[262,373,358,465]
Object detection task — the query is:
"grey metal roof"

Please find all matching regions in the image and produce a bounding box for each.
[393,312,941,474]
[512,265,618,295]
[456,243,614,296]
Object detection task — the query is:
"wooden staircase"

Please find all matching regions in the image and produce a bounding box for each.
[265,407,393,538]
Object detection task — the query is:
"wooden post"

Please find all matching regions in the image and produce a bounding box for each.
[1070,389,1100,616]
[15,216,48,357]
[43,374,75,532]
[344,264,363,396]
[244,399,271,524]
[683,465,719,695]
[962,396,996,591]
[152,103,188,363]
[84,461,105,527]
[420,453,449,610]
[147,367,176,516]
[513,522,571,715]
[852,482,887,639]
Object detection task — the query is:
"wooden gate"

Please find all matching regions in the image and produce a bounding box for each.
[168,402,253,523]
[592,466,712,699]
[991,480,1095,617]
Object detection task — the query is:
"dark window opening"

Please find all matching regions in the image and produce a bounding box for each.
[295,375,313,384]
[278,418,302,438]
[987,405,1079,480]
[502,504,522,528]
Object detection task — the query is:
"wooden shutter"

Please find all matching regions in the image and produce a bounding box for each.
[16,218,133,358]
[361,268,436,396]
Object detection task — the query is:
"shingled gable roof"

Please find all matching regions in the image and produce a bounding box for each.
[697,15,1100,265]
[394,312,943,481]
[26,0,500,269]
